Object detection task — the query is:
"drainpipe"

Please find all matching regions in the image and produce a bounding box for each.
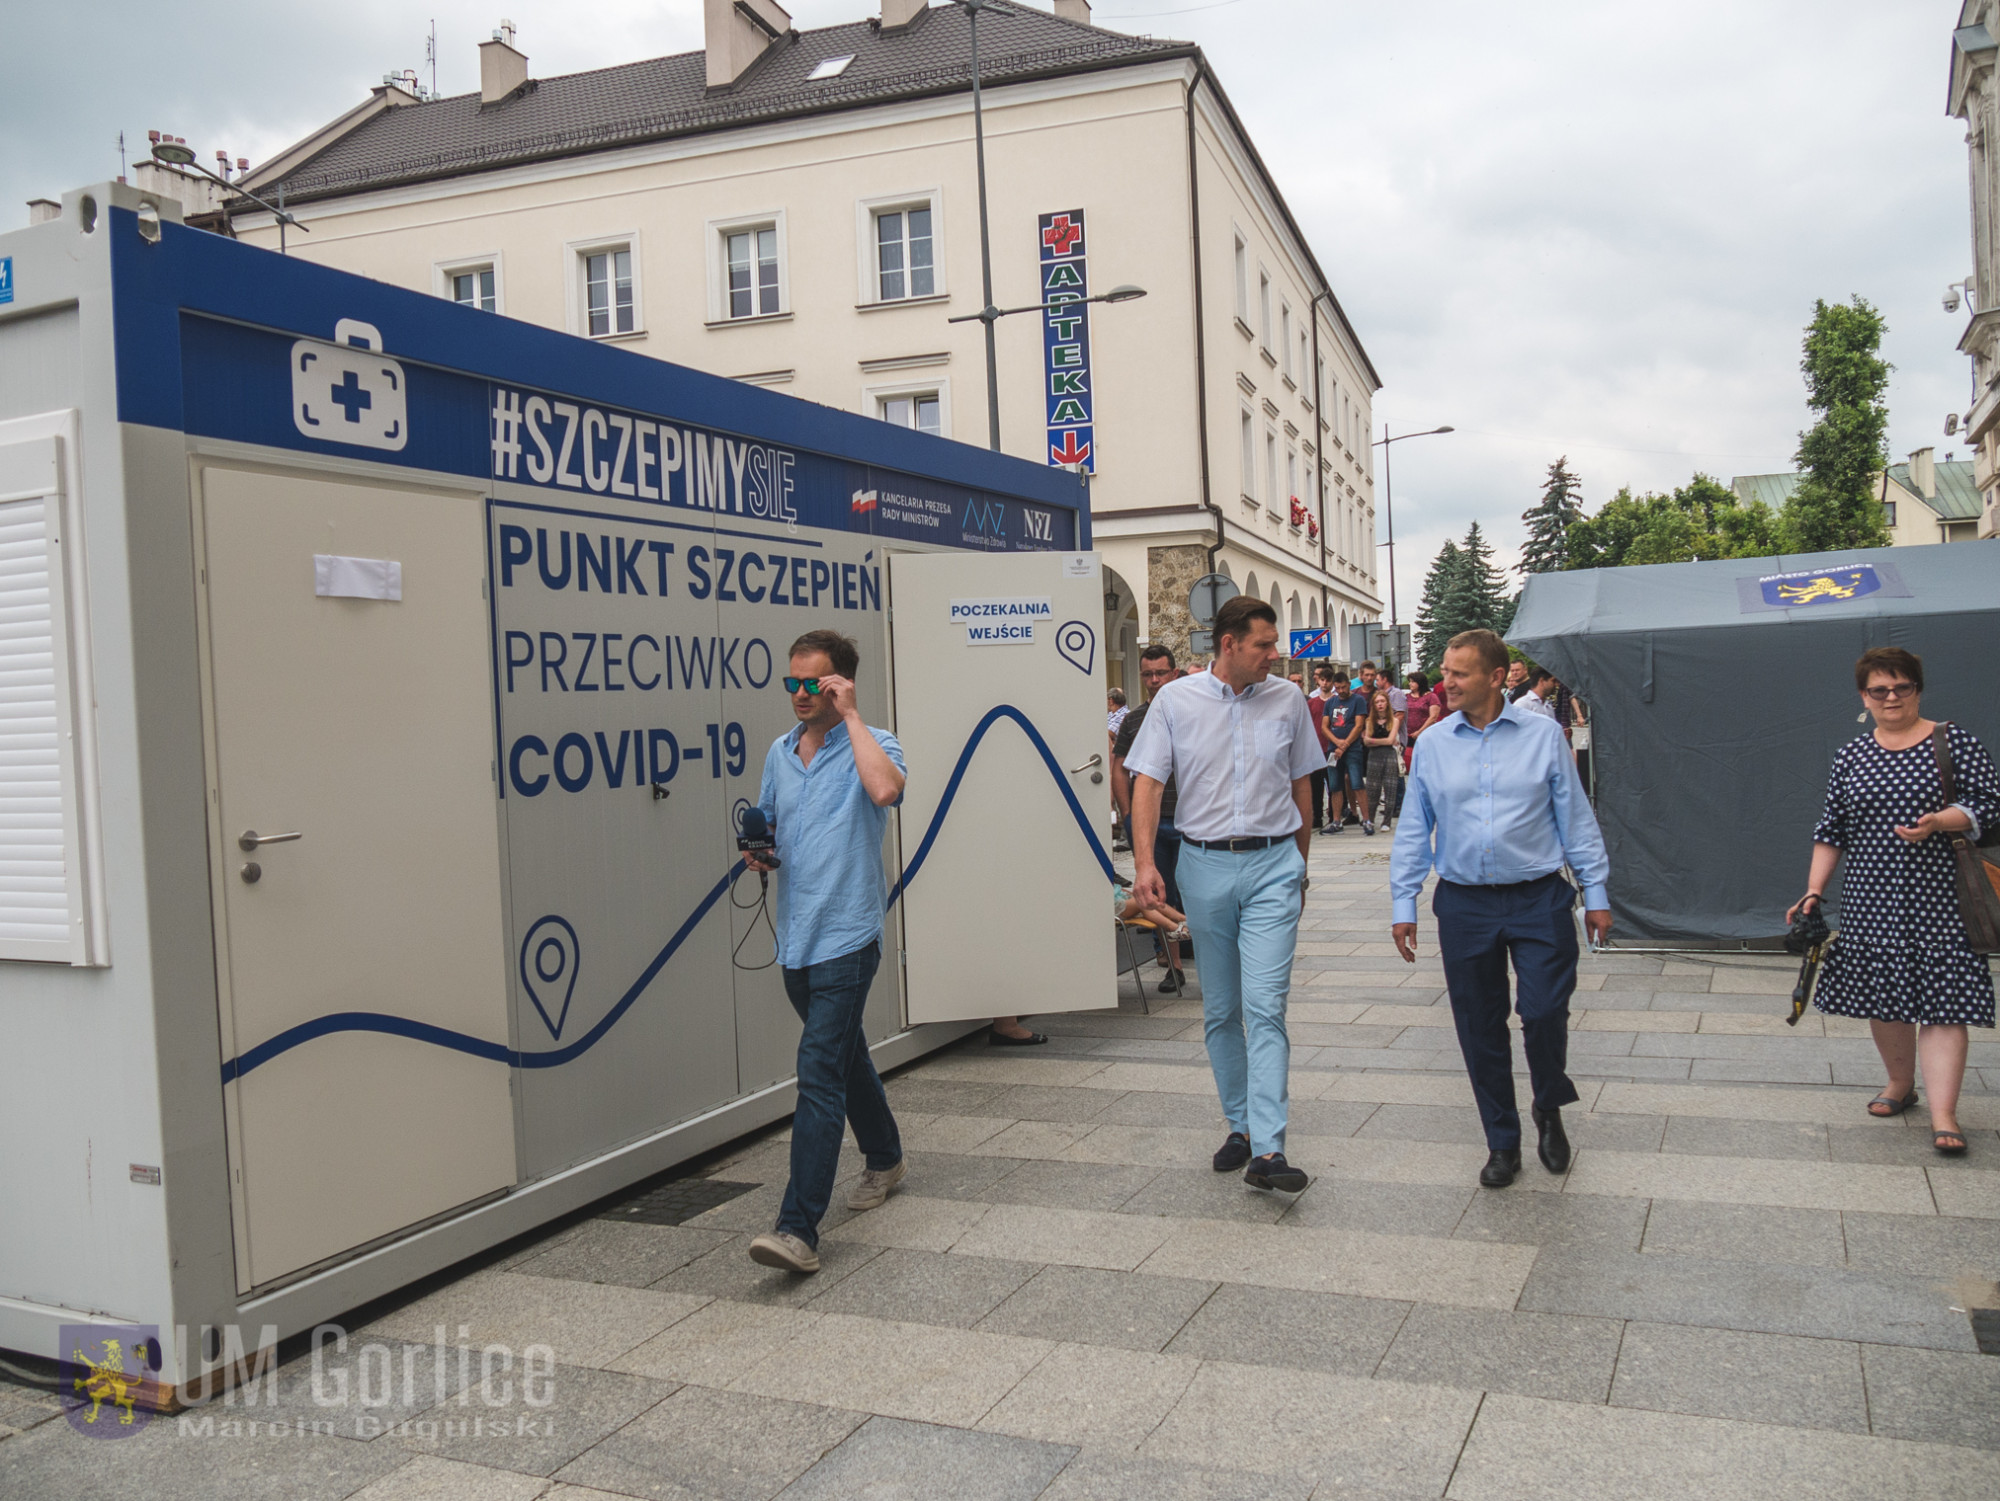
[1310,290,1332,650]
[1186,69,1223,575]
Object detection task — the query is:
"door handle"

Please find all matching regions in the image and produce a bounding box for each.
[238,830,304,852]
[1067,754,1103,774]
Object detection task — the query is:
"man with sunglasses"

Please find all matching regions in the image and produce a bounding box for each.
[743,629,908,1274]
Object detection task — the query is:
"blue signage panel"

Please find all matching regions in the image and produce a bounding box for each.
[1735,562,1911,614]
[1039,209,1094,473]
[1289,627,1332,659]
[0,256,13,306]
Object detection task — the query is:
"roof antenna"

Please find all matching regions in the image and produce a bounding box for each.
[118,129,127,183]
[426,19,437,98]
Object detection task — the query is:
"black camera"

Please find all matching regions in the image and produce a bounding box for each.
[1785,897,1830,955]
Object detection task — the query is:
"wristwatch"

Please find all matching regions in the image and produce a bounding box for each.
[1300,877,1311,892]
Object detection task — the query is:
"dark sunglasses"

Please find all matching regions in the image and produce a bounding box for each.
[1862,683,1918,701]
[783,677,825,695]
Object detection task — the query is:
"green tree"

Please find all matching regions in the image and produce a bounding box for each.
[1780,296,1891,552]
[1518,457,1585,574]
[1566,474,1782,569]
[1414,539,1463,674]
[1454,521,1510,632]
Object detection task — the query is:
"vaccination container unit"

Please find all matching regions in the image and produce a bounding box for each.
[0,183,1118,1396]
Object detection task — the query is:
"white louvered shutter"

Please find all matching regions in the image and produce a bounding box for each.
[0,422,101,964]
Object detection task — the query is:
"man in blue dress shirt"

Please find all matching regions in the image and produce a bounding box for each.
[1390,629,1611,1188]
[744,629,908,1272]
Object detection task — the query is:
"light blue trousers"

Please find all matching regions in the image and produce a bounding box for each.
[1176,840,1305,1158]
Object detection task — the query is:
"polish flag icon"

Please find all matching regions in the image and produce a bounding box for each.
[1049,431,1091,467]
[851,489,879,513]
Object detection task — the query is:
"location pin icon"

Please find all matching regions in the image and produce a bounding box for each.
[1054,620,1096,676]
[520,916,581,1040]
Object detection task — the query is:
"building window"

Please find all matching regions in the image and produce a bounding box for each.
[1300,329,1311,392]
[452,267,496,311]
[585,247,634,336]
[726,227,780,319]
[1280,303,1293,378]
[1883,500,1897,527]
[880,391,942,435]
[1286,447,1298,511]
[1315,355,1326,412]
[1240,408,1257,500]
[875,206,935,301]
[1233,234,1249,323]
[1258,270,1272,349]
[1265,428,1280,513]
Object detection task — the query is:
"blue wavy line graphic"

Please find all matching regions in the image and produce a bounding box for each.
[219,705,1112,1082]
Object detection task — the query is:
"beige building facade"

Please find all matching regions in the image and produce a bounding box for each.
[220,1,1382,695]
[1948,7,2000,538]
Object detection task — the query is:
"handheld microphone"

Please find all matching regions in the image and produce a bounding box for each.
[737,806,780,870]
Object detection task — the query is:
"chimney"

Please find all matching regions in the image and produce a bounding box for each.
[27,198,61,225]
[880,0,927,29]
[706,0,793,90]
[1053,0,1093,23]
[1908,446,1938,500]
[480,22,529,104]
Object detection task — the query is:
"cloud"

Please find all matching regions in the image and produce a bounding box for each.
[3,1,1971,615]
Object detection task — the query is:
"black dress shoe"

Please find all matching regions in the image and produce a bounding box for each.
[1244,1153,1309,1193]
[1158,969,1182,994]
[1532,1106,1571,1174]
[1212,1132,1252,1172]
[1479,1149,1522,1188]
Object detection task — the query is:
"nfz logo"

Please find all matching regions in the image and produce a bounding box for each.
[1021,509,1053,543]
[292,319,408,452]
[962,500,1007,539]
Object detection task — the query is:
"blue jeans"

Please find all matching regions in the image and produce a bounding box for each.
[776,940,901,1247]
[1176,840,1306,1157]
[1433,874,1581,1151]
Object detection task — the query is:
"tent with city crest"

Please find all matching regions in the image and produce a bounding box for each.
[1508,539,2000,944]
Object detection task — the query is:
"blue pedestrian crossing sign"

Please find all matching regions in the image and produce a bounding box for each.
[1288,627,1331,659]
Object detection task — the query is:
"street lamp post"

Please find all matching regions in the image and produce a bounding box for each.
[955,1,1144,454]
[1371,423,1453,672]
[149,138,307,253]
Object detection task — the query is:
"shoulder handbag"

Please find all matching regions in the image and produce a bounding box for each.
[1931,725,2000,953]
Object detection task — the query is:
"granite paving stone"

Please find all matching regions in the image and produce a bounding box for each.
[1608,1321,1870,1433]
[1162,1282,1408,1377]
[360,1271,712,1370]
[395,1362,676,1476]
[808,1247,1039,1329]
[951,1202,1174,1270]
[548,1383,865,1499]
[1638,1199,1848,1268]
[1032,1450,1314,1501]
[1840,1210,2000,1279]
[977,1341,1201,1450]
[1859,1343,2000,1449]
[0,1416,412,1501]
[897,1151,1031,1201]
[345,1456,555,1501]
[1375,1305,1625,1403]
[606,1301,819,1388]
[974,1265,1218,1352]
[981,1159,1164,1213]
[778,1416,1074,1501]
[1276,1179,1475,1237]
[511,1220,736,1289]
[1563,1147,1936,1215]
[655,1236,884,1306]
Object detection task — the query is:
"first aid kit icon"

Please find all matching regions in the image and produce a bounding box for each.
[291,319,407,451]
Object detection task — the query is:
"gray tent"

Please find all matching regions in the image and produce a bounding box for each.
[1508,540,2000,943]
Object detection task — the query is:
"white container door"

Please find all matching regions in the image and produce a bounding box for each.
[196,465,517,1291]
[887,550,1116,1024]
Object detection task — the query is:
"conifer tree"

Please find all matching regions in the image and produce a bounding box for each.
[1456,521,1510,632]
[1518,458,1584,574]
[1414,539,1463,674]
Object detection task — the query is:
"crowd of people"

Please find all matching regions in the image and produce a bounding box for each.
[738,617,1991,1275]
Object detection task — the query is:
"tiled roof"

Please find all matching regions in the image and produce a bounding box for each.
[1729,471,1802,511]
[263,6,1191,202]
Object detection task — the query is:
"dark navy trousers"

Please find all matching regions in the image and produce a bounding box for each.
[1433,873,1581,1151]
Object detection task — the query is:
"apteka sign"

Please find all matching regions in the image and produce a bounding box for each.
[1039,210,1094,474]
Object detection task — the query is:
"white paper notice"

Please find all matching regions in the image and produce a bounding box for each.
[1061,552,1098,579]
[315,554,404,601]
[950,596,1050,646]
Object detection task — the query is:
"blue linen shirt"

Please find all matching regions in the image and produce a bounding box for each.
[757,720,907,969]
[1389,698,1610,924]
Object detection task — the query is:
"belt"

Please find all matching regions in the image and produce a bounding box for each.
[1438,870,1566,892]
[1185,835,1285,851]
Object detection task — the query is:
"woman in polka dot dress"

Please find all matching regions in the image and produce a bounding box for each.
[1786,648,2000,1156]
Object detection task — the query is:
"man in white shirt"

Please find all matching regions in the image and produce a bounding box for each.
[1518,664,1559,720]
[1128,596,1323,1193]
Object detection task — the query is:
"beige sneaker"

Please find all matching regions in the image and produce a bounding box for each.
[845,1157,908,1212]
[747,1231,819,1274]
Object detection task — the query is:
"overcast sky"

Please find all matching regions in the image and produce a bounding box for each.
[2,0,1973,612]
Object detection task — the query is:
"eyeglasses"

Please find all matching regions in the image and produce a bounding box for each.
[783,677,825,695]
[1863,683,1918,702]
